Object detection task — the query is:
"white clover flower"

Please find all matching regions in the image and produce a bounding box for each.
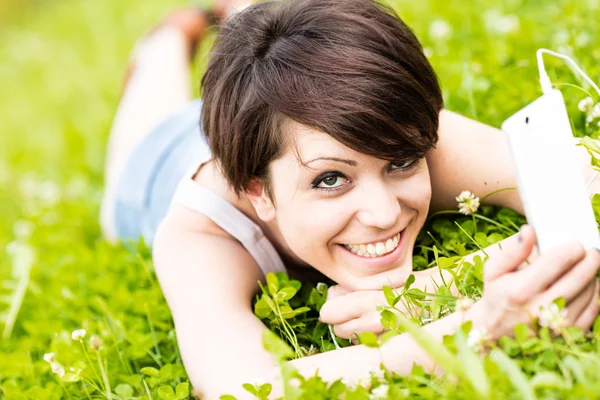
[316,282,328,295]
[557,44,574,57]
[456,297,474,312]
[484,10,520,34]
[51,362,65,378]
[370,384,390,399]
[6,241,35,270]
[538,303,568,334]
[496,14,520,34]
[71,329,86,341]
[578,97,595,113]
[552,29,570,44]
[456,190,480,215]
[43,352,56,363]
[89,335,102,350]
[429,19,452,41]
[13,220,34,240]
[39,181,61,207]
[467,327,489,352]
[18,175,39,199]
[575,32,591,47]
[6,241,20,256]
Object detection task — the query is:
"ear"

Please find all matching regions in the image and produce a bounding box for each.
[245,178,276,222]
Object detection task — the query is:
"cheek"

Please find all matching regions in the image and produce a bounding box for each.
[277,199,350,253]
[403,165,432,213]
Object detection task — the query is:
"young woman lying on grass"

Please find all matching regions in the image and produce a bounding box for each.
[100,0,600,397]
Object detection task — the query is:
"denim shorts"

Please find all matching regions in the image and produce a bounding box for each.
[113,99,210,246]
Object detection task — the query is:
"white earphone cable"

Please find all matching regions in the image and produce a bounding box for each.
[536,49,600,97]
[536,48,600,188]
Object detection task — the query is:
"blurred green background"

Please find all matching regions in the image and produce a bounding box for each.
[1,0,599,397]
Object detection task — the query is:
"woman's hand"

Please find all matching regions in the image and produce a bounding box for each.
[319,270,439,339]
[469,224,600,340]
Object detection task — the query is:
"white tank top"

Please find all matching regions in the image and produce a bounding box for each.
[169,165,287,276]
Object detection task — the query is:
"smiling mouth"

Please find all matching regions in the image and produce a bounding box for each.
[342,231,403,258]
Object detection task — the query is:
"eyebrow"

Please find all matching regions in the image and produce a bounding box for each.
[303,157,358,167]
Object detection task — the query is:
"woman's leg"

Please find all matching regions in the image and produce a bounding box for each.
[100,2,255,241]
[101,12,209,241]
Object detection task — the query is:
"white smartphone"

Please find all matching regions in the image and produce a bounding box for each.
[502,89,600,254]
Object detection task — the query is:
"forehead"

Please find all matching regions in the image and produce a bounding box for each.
[285,121,364,163]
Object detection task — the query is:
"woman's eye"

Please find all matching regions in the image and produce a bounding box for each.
[313,173,347,190]
[390,159,419,171]
[319,175,345,188]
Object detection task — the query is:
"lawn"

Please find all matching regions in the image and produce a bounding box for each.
[1,0,600,399]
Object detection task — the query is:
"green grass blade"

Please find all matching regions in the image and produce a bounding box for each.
[454,329,490,398]
[489,349,536,400]
[396,315,466,380]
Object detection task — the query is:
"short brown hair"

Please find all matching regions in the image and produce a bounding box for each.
[201,0,443,195]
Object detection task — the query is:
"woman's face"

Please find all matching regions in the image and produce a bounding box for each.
[254,122,432,291]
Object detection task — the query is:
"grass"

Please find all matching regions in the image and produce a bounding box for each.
[1,0,600,399]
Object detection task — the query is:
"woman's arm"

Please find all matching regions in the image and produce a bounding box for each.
[290,303,473,379]
[155,209,597,399]
[153,207,474,398]
[427,110,599,215]
[153,208,278,398]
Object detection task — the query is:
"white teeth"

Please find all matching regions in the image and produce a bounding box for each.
[367,244,376,256]
[344,231,403,258]
[375,242,386,256]
[385,239,394,252]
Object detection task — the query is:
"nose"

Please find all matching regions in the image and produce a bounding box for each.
[355,181,401,230]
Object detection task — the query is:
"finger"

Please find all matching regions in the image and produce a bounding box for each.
[484,224,536,282]
[332,312,385,339]
[575,280,600,332]
[543,248,600,303]
[534,277,594,328]
[326,285,351,301]
[320,290,385,325]
[563,280,595,324]
[507,241,587,305]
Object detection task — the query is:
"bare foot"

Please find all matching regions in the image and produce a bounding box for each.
[121,1,256,93]
[214,0,256,20]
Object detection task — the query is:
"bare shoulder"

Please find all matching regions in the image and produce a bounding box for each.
[153,205,265,304]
